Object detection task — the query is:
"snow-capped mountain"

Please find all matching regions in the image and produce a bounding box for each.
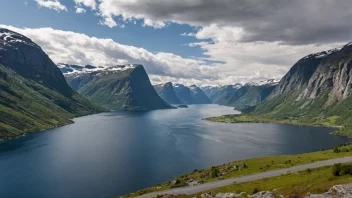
[303,42,352,60]
[57,63,138,76]
[246,79,280,86]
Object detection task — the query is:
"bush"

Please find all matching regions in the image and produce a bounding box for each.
[211,167,220,178]
[340,165,352,175]
[306,168,312,174]
[333,146,340,153]
[332,163,342,176]
[252,187,260,194]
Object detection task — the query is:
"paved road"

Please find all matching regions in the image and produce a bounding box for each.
[137,157,352,198]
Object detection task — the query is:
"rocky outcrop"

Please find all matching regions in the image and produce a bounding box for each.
[306,183,352,197]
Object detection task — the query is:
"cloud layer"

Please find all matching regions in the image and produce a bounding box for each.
[30,0,352,85]
[96,0,352,45]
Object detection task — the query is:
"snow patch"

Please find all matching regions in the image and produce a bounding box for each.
[246,79,279,86]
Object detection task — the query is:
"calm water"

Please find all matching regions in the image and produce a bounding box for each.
[0,105,348,198]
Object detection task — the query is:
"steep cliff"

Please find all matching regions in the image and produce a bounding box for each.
[64,64,172,111]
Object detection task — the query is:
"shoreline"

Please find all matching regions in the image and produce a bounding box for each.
[203,114,350,137]
[0,112,109,143]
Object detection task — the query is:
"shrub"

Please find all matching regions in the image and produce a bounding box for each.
[333,146,340,153]
[306,168,312,174]
[211,167,220,178]
[252,188,260,194]
[332,163,342,176]
[340,165,352,175]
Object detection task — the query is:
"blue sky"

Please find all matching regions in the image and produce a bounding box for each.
[1,0,205,58]
[1,0,351,85]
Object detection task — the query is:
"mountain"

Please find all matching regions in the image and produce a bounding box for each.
[0,28,106,141]
[188,85,212,104]
[62,64,172,111]
[250,42,352,135]
[153,82,182,104]
[172,84,212,104]
[228,79,278,108]
[201,84,242,105]
[200,81,276,108]
[173,84,196,104]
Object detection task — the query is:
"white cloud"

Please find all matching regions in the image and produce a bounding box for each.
[1,24,345,86]
[35,0,67,12]
[0,25,217,83]
[73,0,97,10]
[75,6,86,14]
[181,32,195,37]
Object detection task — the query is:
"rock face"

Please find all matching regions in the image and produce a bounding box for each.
[253,42,352,133]
[189,85,212,104]
[153,82,182,104]
[0,28,105,140]
[0,29,73,97]
[63,64,172,111]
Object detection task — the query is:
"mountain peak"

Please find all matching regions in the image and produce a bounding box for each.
[0,28,41,49]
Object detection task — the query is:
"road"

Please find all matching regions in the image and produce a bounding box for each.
[137,157,352,198]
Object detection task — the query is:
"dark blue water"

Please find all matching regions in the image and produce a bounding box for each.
[0,105,348,198]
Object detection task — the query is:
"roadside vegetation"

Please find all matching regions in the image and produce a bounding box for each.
[190,162,352,198]
[125,143,352,197]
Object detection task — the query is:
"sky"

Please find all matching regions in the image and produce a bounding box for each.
[1,0,352,86]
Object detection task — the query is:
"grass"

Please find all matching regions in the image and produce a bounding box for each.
[125,143,352,197]
[191,163,352,198]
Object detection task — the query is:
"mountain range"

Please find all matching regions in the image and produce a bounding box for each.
[60,63,172,111]
[0,28,106,141]
[201,80,278,109]
[153,83,212,105]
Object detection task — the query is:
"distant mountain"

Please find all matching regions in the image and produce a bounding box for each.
[228,80,278,108]
[0,28,106,141]
[188,85,212,104]
[201,81,277,108]
[172,84,212,104]
[62,64,172,111]
[153,82,182,104]
[173,84,196,104]
[250,42,352,136]
[201,84,242,105]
